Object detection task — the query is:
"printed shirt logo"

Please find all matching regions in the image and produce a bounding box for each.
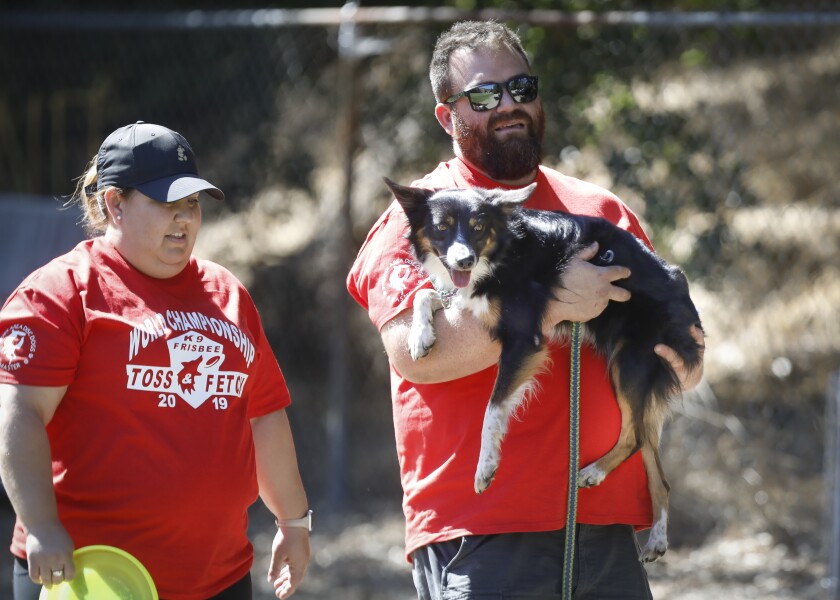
[382,257,425,303]
[126,330,247,409]
[0,325,37,372]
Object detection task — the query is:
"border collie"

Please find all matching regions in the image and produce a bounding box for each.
[385,178,703,562]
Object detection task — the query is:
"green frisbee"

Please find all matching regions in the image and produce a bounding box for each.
[39,545,157,600]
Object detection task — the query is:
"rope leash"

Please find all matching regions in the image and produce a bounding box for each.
[562,321,583,600]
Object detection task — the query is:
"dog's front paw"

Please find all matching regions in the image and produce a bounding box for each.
[474,440,501,494]
[578,463,607,488]
[407,322,436,361]
[474,466,497,494]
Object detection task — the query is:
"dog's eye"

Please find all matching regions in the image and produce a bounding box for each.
[473,223,485,232]
[436,223,448,231]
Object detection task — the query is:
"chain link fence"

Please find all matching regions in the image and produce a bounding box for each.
[2,6,840,598]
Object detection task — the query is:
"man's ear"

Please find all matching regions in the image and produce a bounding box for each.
[434,103,455,137]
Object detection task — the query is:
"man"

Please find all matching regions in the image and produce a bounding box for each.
[347,20,703,599]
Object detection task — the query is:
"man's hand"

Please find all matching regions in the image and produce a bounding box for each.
[655,325,706,391]
[543,242,632,334]
[267,526,310,599]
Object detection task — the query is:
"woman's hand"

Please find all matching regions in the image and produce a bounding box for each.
[267,526,310,599]
[25,519,76,586]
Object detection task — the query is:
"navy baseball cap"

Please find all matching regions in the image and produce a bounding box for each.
[96,121,224,202]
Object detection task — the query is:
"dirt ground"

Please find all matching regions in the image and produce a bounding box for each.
[251,503,828,600]
[250,504,829,600]
[0,499,827,599]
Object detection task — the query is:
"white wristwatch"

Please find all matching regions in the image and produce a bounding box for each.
[275,509,313,532]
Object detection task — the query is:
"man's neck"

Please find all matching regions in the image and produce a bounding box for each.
[456,154,538,188]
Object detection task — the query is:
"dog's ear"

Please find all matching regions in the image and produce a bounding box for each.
[492,183,537,211]
[384,177,433,221]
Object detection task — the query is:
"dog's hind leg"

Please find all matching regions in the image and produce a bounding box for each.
[578,353,641,487]
[639,415,670,562]
[474,343,548,494]
[408,288,442,361]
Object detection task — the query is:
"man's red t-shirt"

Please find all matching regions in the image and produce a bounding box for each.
[347,158,654,559]
[0,238,289,599]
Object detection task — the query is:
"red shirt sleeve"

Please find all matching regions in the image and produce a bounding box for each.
[0,260,85,386]
[245,315,291,419]
[347,202,431,332]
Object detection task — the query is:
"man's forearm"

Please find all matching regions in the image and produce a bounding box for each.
[382,305,501,384]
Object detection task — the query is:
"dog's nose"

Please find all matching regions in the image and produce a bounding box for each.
[456,256,475,270]
[448,242,476,271]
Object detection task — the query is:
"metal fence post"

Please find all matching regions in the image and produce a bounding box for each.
[326,0,392,517]
[324,1,360,515]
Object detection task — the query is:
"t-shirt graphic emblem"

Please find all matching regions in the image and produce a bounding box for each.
[0,324,37,372]
[126,330,248,409]
[177,357,202,394]
[382,257,424,303]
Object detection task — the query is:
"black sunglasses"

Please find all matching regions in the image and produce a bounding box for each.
[444,75,539,112]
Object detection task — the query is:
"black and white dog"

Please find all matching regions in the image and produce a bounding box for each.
[385,178,703,562]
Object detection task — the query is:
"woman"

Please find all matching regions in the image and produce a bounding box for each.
[0,122,310,600]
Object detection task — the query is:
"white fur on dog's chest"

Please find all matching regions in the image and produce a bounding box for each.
[424,256,494,319]
[458,293,491,319]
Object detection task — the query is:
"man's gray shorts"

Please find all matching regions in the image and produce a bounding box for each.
[411,524,654,600]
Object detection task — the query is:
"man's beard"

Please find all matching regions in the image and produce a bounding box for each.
[452,106,545,181]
